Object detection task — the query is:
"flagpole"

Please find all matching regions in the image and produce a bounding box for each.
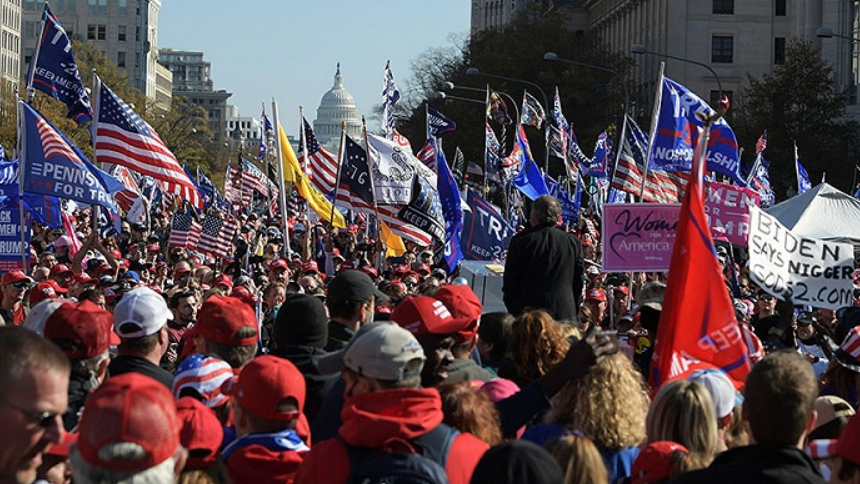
[330,122,346,227]
[483,84,490,198]
[298,106,316,255]
[25,6,48,101]
[15,95,26,269]
[639,61,666,202]
[271,100,291,257]
[362,116,384,269]
[610,114,629,201]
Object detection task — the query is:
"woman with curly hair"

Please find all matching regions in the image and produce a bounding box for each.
[438,382,504,446]
[522,352,649,484]
[500,309,570,387]
[645,380,719,471]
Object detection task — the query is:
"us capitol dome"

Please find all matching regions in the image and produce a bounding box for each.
[313,63,363,150]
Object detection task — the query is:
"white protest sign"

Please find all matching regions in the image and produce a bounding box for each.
[748,206,854,309]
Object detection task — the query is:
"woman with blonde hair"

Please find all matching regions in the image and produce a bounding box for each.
[503,309,570,386]
[547,433,609,484]
[523,352,650,483]
[439,382,504,446]
[645,380,719,471]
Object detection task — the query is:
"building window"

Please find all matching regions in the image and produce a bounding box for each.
[119,0,128,15]
[711,35,734,63]
[87,24,96,40]
[24,48,34,65]
[775,0,787,16]
[23,21,35,38]
[135,26,141,42]
[118,25,127,41]
[774,37,786,64]
[135,52,141,68]
[117,51,126,67]
[97,25,106,40]
[713,0,733,14]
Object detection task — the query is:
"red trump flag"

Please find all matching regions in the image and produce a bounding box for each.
[650,121,751,390]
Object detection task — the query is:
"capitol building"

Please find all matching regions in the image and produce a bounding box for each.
[313,64,363,151]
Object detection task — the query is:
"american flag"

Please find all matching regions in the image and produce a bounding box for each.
[224,164,245,209]
[296,117,337,197]
[416,138,436,172]
[110,165,144,213]
[93,78,202,209]
[168,211,202,249]
[240,158,269,196]
[755,131,768,154]
[199,213,238,258]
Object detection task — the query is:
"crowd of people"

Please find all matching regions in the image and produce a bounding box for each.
[2,193,860,484]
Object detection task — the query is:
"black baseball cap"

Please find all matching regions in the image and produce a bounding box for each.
[327,270,388,305]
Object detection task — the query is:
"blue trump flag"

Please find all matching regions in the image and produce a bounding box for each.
[748,153,775,208]
[651,77,743,184]
[586,130,612,177]
[27,4,92,124]
[544,174,580,225]
[427,107,456,137]
[461,189,513,261]
[795,144,812,195]
[20,102,120,212]
[511,126,549,200]
[434,138,463,272]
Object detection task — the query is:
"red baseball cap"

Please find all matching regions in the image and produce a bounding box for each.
[614,285,630,296]
[360,266,378,278]
[146,244,160,253]
[586,288,607,303]
[269,259,289,273]
[434,285,482,343]
[809,411,860,466]
[214,273,233,289]
[46,431,77,457]
[222,355,305,421]
[630,441,689,484]
[173,266,191,279]
[43,300,113,359]
[28,281,63,305]
[196,295,258,346]
[302,261,319,274]
[230,286,258,307]
[95,263,114,277]
[2,270,31,285]
[416,263,431,275]
[74,273,97,285]
[339,260,356,272]
[176,397,223,469]
[50,264,72,277]
[391,296,463,338]
[77,373,180,472]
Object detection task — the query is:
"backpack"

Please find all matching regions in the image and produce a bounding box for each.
[340,423,459,484]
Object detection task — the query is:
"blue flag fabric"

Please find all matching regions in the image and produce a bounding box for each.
[568,125,592,172]
[511,127,549,200]
[651,77,743,184]
[796,150,812,195]
[27,5,92,124]
[484,122,503,184]
[748,154,775,208]
[587,131,612,177]
[21,102,119,212]
[434,138,463,272]
[461,189,513,261]
[551,87,570,132]
[24,194,63,228]
[544,175,580,226]
[258,112,273,159]
[427,107,456,137]
[0,143,6,162]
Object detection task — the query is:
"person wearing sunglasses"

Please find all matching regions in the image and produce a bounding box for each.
[0,326,70,484]
[1,270,34,326]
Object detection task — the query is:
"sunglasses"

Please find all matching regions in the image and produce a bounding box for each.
[2,401,64,428]
[759,295,775,302]
[9,281,30,288]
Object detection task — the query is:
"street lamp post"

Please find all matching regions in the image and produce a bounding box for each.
[630,43,723,103]
[440,82,520,124]
[466,67,551,171]
[542,52,630,116]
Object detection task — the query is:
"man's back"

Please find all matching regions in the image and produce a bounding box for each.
[672,444,826,484]
[503,225,583,321]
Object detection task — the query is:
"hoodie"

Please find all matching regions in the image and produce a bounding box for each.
[294,387,488,484]
[222,428,310,484]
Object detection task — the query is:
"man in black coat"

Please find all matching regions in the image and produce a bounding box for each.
[503,195,583,321]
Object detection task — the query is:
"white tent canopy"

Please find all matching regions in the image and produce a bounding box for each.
[765,183,860,246]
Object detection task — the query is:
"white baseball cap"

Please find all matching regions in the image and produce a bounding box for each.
[113,287,173,338]
[688,368,741,418]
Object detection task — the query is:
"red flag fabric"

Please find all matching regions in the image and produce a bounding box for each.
[650,124,751,391]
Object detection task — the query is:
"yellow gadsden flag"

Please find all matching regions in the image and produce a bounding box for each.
[278,124,346,228]
[380,221,407,257]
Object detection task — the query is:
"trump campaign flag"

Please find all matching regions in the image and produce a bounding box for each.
[650,119,751,390]
[795,143,812,195]
[461,189,513,261]
[27,4,92,124]
[434,138,464,272]
[20,102,119,212]
[511,126,549,200]
[651,77,744,184]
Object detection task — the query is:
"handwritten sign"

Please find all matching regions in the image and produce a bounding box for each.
[748,206,854,309]
[704,182,759,246]
[603,203,680,272]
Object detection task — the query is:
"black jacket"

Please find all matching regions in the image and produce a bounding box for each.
[270,345,338,423]
[672,445,826,484]
[503,224,584,321]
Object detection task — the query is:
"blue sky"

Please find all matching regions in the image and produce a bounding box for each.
[158,1,471,132]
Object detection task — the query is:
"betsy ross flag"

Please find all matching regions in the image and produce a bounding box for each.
[93,77,202,209]
[27,4,92,124]
[650,118,751,390]
[297,117,338,197]
[168,210,202,249]
[199,213,238,258]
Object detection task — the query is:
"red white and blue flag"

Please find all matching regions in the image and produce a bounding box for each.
[296,117,338,197]
[168,210,202,249]
[93,77,202,209]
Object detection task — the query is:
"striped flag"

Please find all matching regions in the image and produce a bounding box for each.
[168,211,202,249]
[297,117,338,197]
[110,165,148,224]
[755,131,768,154]
[199,213,238,258]
[93,77,202,209]
[239,158,269,202]
[224,164,245,209]
[0,160,18,185]
[416,138,436,172]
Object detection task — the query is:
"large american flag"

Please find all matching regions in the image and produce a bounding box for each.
[199,213,238,258]
[93,78,202,209]
[296,117,337,197]
[168,211,202,249]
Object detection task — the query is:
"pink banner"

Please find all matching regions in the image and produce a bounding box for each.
[704,181,760,246]
[603,204,680,272]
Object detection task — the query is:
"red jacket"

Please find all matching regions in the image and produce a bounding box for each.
[295,387,488,484]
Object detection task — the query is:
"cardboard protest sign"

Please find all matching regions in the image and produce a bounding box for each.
[603,203,680,272]
[748,206,854,309]
[704,182,759,246]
